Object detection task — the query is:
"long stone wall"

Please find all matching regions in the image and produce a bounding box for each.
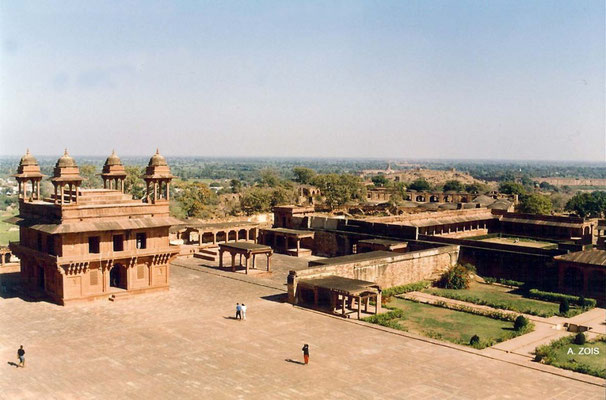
[287,245,459,303]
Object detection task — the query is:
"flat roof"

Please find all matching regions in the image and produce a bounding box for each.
[218,242,272,252]
[555,250,606,266]
[358,239,407,246]
[310,251,399,266]
[179,221,259,230]
[261,227,315,237]
[9,216,181,234]
[298,275,380,296]
[500,217,583,229]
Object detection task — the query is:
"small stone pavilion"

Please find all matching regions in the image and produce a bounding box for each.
[8,149,181,305]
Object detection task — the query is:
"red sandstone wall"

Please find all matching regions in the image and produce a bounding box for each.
[288,246,459,302]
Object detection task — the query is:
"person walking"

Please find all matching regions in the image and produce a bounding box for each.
[17,345,25,368]
[236,303,242,320]
[241,303,247,320]
[301,344,309,365]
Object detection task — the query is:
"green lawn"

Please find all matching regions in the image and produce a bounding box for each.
[423,281,583,317]
[536,336,606,378]
[0,209,19,246]
[384,298,524,349]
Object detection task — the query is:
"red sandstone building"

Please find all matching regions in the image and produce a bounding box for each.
[9,149,180,305]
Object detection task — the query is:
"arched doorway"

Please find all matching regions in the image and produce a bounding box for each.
[110,264,127,290]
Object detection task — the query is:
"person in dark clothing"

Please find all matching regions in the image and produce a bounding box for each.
[17,345,25,368]
[236,303,242,320]
[301,344,309,365]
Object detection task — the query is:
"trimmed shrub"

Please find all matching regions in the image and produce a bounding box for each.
[527,289,596,308]
[574,332,586,345]
[559,299,569,314]
[579,296,586,309]
[469,335,480,346]
[514,315,529,331]
[383,281,431,297]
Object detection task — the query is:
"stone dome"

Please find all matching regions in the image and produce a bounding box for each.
[148,149,167,167]
[104,150,122,166]
[19,149,38,167]
[56,149,77,168]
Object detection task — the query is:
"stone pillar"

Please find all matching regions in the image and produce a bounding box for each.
[252,254,256,269]
[342,295,346,316]
[235,231,239,242]
[231,252,236,272]
[60,185,65,205]
[365,297,369,313]
[296,239,300,252]
[357,296,362,319]
[266,253,271,271]
[166,182,170,200]
[36,181,40,199]
[376,292,381,314]
[153,182,158,203]
[198,230,202,246]
[245,255,249,275]
[213,232,217,244]
[219,250,224,268]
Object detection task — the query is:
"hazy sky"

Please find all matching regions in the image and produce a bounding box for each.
[1,1,604,161]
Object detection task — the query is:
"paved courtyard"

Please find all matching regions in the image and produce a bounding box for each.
[0,259,604,399]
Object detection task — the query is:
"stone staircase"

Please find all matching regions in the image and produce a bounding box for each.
[194,246,219,262]
[108,291,132,302]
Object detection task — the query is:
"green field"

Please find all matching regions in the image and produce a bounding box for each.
[424,282,583,317]
[385,298,524,349]
[0,209,19,246]
[536,336,606,378]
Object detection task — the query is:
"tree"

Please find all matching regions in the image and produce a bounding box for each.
[174,181,216,218]
[79,164,102,188]
[565,191,606,218]
[437,264,473,289]
[559,299,569,314]
[514,315,529,331]
[443,180,464,192]
[270,187,295,207]
[230,179,242,193]
[371,175,389,187]
[574,332,586,345]
[518,194,552,215]
[259,169,280,187]
[465,182,488,194]
[499,181,526,195]
[312,173,366,209]
[292,167,316,184]
[124,166,145,199]
[240,187,272,215]
[408,178,431,191]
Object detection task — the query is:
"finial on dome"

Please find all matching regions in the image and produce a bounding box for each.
[156,148,160,154]
[26,148,30,155]
[64,148,69,156]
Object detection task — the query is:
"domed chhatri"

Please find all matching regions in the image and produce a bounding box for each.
[13,149,44,202]
[148,148,168,167]
[19,149,39,167]
[143,149,175,204]
[55,148,78,169]
[104,149,122,167]
[51,149,83,205]
[101,150,127,192]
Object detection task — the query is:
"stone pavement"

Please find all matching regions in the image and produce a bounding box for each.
[0,260,604,399]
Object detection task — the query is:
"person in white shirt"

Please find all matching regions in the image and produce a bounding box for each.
[241,303,247,320]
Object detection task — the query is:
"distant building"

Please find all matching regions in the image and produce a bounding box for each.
[9,149,180,305]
